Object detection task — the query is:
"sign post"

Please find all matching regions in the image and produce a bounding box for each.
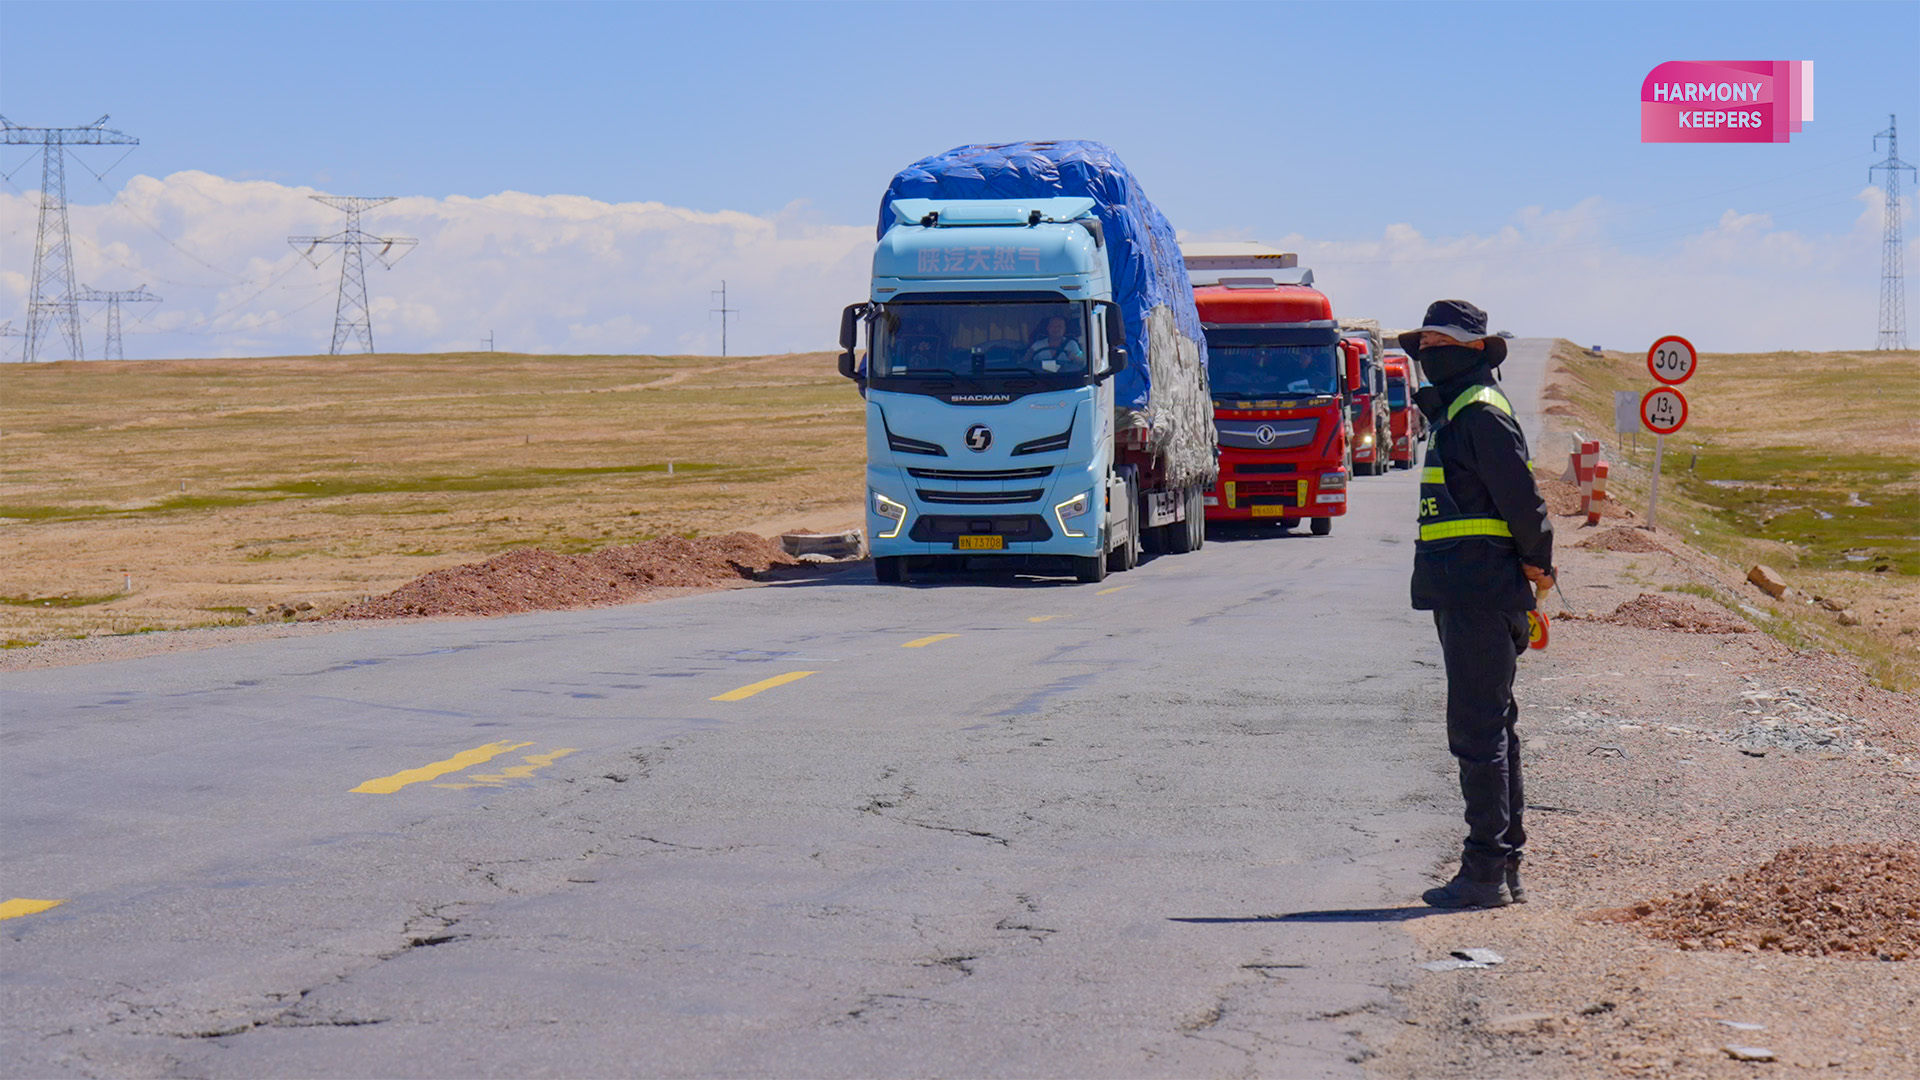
[1641,336,1696,530]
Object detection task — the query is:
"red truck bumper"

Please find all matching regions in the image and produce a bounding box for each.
[1202,473,1349,521]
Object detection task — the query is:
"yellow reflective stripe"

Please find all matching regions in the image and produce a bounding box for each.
[1446,385,1514,421]
[1419,518,1513,541]
[1421,467,1446,483]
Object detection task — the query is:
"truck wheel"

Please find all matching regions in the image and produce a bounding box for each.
[1310,516,1332,536]
[1074,553,1107,583]
[1168,486,1198,555]
[874,556,906,584]
[1191,489,1206,550]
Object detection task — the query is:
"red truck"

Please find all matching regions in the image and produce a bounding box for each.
[1383,350,1424,469]
[1341,326,1392,476]
[1181,244,1353,535]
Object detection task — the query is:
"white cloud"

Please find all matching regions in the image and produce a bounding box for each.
[2,171,1910,360]
[0,171,872,360]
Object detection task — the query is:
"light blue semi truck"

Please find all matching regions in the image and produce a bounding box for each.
[837,142,1217,584]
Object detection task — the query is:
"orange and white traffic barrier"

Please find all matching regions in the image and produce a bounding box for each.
[1588,462,1609,526]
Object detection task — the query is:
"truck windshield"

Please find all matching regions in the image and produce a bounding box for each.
[1207,344,1340,398]
[871,300,1091,384]
[1387,381,1408,407]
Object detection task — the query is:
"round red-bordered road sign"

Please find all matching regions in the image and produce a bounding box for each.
[1647,335,1697,385]
[1641,385,1688,434]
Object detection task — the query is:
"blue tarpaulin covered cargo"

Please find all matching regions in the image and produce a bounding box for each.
[877,141,1215,485]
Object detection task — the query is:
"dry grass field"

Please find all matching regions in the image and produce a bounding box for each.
[0,351,865,642]
[1544,340,1919,688]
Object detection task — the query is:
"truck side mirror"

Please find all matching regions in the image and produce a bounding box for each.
[838,303,866,381]
[1102,302,1129,378]
[1343,342,1362,395]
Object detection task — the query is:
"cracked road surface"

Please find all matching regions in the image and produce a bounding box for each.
[1,342,1551,1078]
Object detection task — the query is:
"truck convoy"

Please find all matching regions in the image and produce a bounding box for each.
[1181,243,1352,535]
[1382,349,1424,469]
[840,141,1216,584]
[1340,320,1392,476]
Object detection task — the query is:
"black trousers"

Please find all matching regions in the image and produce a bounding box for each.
[1433,609,1530,879]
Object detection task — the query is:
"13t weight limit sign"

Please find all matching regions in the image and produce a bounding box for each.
[1641,386,1688,434]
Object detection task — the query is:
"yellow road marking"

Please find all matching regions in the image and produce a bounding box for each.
[351,741,533,794]
[901,633,958,648]
[710,670,817,701]
[1027,615,1064,623]
[0,898,65,921]
[1095,585,1132,596]
[434,747,579,789]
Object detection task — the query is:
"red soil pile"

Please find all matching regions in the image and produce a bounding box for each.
[332,532,799,619]
[1596,844,1920,961]
[1539,477,1586,516]
[1564,592,1753,634]
[1575,526,1668,553]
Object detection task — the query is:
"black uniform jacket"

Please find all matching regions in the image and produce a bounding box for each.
[1410,377,1555,611]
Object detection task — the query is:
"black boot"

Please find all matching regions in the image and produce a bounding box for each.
[1422,866,1512,909]
[1505,856,1527,904]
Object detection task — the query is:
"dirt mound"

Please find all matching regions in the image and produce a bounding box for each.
[1542,381,1573,401]
[331,532,800,619]
[1575,526,1667,553]
[1567,592,1753,633]
[1596,844,1920,960]
[1543,403,1580,417]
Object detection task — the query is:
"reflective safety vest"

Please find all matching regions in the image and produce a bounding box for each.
[1416,385,1516,545]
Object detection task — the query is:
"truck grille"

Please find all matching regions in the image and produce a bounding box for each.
[909,514,1053,542]
[906,466,1053,481]
[917,488,1045,505]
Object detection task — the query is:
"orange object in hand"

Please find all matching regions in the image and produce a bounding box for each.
[1527,580,1551,650]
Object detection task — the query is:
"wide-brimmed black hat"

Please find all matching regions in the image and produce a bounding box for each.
[1397,300,1508,366]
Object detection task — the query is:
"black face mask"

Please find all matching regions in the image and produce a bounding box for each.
[1420,344,1487,385]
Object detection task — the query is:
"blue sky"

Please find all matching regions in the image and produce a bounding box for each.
[2,1,1916,356]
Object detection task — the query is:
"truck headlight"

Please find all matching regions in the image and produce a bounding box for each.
[1360,432,1373,445]
[872,491,907,539]
[1320,471,1347,490]
[1053,492,1092,538]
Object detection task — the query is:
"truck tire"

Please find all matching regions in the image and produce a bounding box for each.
[1310,516,1332,536]
[1074,553,1107,583]
[874,556,906,584]
[1167,486,1198,555]
[1191,489,1205,550]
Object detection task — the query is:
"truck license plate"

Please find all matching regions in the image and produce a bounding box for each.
[1251,505,1289,518]
[956,535,1004,550]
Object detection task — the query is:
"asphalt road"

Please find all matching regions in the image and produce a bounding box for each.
[3,342,1551,1079]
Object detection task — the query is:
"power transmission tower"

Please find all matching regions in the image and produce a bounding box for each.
[710,280,740,357]
[0,115,139,362]
[288,195,417,355]
[76,284,161,360]
[0,320,24,363]
[1871,114,1916,350]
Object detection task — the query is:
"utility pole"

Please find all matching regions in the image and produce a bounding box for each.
[484,330,494,352]
[1871,114,1915,350]
[76,284,161,360]
[1,115,139,362]
[710,280,740,357]
[288,196,418,355]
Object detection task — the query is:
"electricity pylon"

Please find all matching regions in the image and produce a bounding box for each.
[1870,115,1916,350]
[0,320,24,363]
[76,284,161,360]
[1,115,139,362]
[288,195,417,355]
[710,280,739,357]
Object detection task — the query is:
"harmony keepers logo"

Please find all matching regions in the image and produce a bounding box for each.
[1641,61,1813,143]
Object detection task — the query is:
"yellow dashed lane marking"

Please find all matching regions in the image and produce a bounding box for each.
[1028,615,1064,623]
[711,670,817,701]
[434,747,579,790]
[1095,585,1132,595]
[0,899,65,921]
[901,633,959,648]
[351,740,533,794]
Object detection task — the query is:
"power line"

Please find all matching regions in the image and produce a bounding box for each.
[0,114,138,362]
[1870,114,1915,350]
[288,195,417,355]
[710,279,739,357]
[75,283,160,360]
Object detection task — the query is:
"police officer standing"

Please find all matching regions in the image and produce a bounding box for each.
[1401,300,1554,909]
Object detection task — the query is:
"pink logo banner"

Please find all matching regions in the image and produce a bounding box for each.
[1641,61,1813,143]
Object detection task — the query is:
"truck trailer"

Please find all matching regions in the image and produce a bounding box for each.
[1182,243,1355,535]
[840,141,1216,584]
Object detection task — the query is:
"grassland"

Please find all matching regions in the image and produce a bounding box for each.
[1544,340,1919,688]
[0,351,865,640]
